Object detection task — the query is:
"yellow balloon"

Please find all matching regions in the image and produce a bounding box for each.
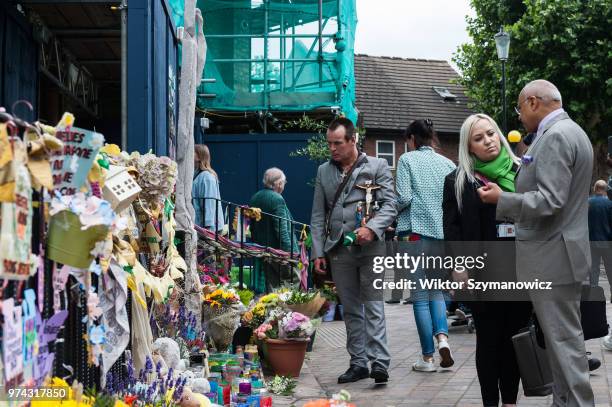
[507,130,522,143]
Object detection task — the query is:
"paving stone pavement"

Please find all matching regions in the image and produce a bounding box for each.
[274,274,612,407]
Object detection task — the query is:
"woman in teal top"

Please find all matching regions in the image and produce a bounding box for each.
[396,119,456,372]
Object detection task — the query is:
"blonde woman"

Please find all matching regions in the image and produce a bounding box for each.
[442,114,531,407]
[193,144,224,231]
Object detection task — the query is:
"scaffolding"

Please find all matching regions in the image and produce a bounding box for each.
[196,0,357,122]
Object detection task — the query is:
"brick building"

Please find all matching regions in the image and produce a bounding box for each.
[354,54,474,169]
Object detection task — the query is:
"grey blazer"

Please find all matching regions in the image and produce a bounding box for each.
[497,112,593,284]
[310,155,398,259]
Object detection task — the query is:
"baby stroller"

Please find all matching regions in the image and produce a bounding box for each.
[447,301,475,333]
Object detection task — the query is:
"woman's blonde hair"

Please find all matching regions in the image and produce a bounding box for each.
[455,113,521,211]
[194,144,218,179]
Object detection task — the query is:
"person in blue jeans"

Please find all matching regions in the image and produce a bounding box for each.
[396,119,456,372]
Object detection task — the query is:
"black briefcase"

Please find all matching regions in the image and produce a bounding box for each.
[512,324,553,397]
[581,285,609,340]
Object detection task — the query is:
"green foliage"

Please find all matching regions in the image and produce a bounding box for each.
[267,375,298,396]
[288,115,367,166]
[290,133,331,164]
[319,284,338,302]
[237,288,255,306]
[454,0,611,142]
[283,288,320,305]
[288,116,331,165]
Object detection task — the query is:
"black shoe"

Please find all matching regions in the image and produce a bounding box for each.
[587,352,601,372]
[385,300,400,304]
[338,365,369,384]
[403,298,413,304]
[369,366,389,384]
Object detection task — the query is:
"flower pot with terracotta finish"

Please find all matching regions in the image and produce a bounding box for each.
[264,338,309,377]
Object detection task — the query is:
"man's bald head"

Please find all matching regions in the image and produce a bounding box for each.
[594,180,608,196]
[519,80,563,107]
[516,79,564,132]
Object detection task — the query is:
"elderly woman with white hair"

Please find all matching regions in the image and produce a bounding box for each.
[442,113,532,407]
[249,167,299,293]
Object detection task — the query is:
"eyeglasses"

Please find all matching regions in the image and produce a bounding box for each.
[514,96,544,115]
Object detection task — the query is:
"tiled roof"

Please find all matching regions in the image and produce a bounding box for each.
[354,54,474,134]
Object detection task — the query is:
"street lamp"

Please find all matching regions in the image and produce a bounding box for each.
[494,26,510,134]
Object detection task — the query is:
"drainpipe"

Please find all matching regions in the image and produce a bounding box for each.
[120,0,127,151]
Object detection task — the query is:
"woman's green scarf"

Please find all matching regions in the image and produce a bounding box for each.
[473,147,516,192]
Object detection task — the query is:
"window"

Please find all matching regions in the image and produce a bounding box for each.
[376,140,395,168]
[432,86,457,101]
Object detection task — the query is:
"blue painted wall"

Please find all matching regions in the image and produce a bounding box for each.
[0,3,38,119]
[127,0,178,156]
[203,133,320,225]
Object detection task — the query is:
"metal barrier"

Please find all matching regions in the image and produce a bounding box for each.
[193,197,310,292]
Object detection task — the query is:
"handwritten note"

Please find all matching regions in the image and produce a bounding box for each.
[33,309,67,385]
[2,298,24,385]
[51,126,104,195]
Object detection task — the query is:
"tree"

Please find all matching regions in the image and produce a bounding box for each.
[454,0,611,176]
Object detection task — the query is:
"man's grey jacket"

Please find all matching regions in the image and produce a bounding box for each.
[497,112,593,284]
[310,154,398,259]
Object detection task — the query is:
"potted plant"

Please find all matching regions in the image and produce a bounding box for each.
[255,310,314,377]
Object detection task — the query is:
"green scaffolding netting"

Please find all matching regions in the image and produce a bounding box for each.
[196,0,357,123]
[168,0,185,30]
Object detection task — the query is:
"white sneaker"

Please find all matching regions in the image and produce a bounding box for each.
[438,339,455,368]
[602,335,612,351]
[412,357,436,372]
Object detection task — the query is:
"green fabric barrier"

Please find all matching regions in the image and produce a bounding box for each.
[168,0,185,28]
[230,265,252,286]
[195,0,358,123]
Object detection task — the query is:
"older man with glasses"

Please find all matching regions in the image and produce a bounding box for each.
[479,79,595,406]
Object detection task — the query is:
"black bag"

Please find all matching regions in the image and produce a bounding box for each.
[581,285,609,340]
[512,323,553,397]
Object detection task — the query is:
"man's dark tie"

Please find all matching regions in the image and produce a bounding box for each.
[523,133,536,146]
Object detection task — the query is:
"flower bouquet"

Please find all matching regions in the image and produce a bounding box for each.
[197,263,230,286]
[242,292,281,329]
[279,311,315,340]
[202,287,243,351]
[319,284,338,321]
[202,287,239,309]
[279,288,326,318]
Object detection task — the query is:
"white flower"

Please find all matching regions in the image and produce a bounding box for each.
[69,155,79,173]
[90,240,111,258]
[89,133,105,149]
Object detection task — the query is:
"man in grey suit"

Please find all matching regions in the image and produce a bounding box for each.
[310,117,397,384]
[479,80,594,406]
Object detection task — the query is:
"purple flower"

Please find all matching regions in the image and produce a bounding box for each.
[127,358,135,386]
[145,356,153,373]
[173,383,184,401]
[106,371,114,393]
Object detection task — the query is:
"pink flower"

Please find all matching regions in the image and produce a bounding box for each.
[254,323,273,339]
